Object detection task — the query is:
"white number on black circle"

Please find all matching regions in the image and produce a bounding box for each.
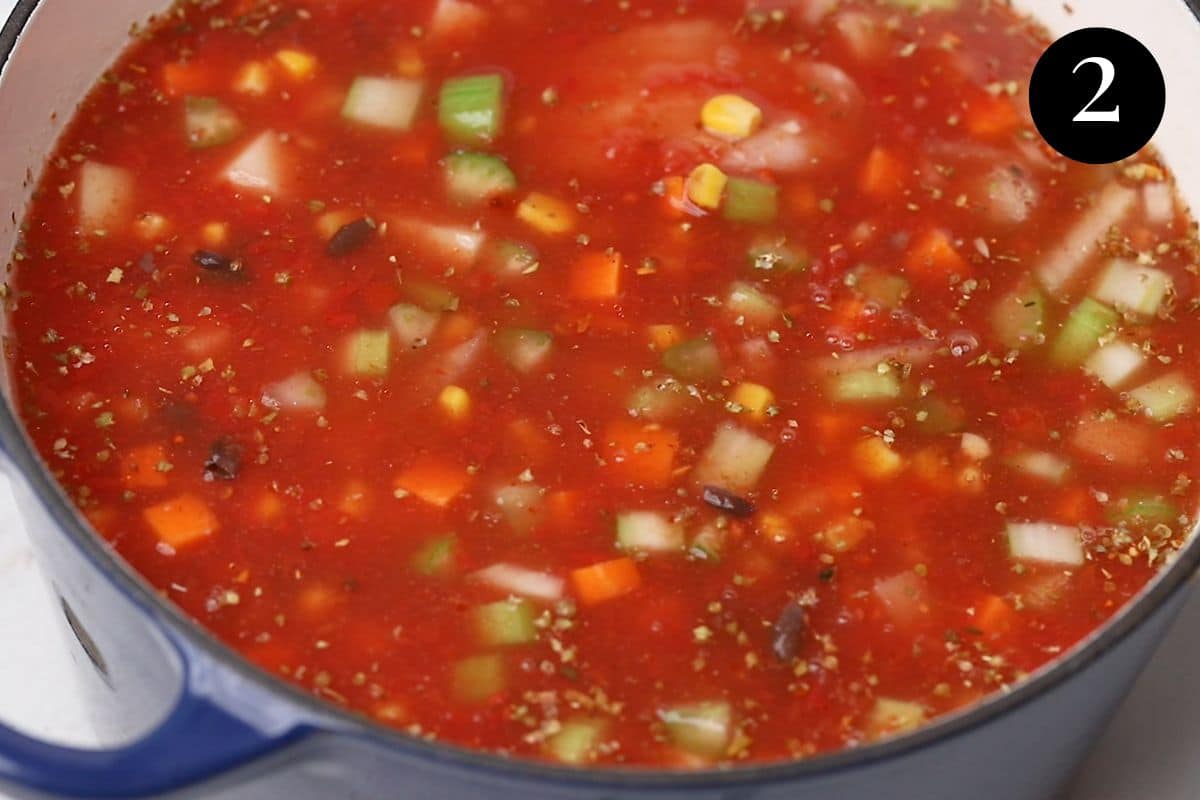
[1072,56,1120,123]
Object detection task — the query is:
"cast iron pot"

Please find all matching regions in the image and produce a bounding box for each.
[1,0,1199,797]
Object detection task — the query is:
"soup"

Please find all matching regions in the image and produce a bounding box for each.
[5,0,1199,768]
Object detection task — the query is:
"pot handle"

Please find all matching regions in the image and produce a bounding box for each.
[0,645,309,798]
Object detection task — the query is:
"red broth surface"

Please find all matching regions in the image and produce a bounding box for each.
[6,0,1200,767]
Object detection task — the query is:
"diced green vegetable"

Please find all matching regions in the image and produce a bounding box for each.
[411,533,457,577]
[545,719,606,765]
[1084,339,1146,389]
[439,73,505,144]
[689,523,727,563]
[1091,259,1172,317]
[727,281,780,325]
[404,279,460,312]
[692,424,775,493]
[914,396,966,434]
[346,329,390,376]
[452,653,506,704]
[1108,492,1179,526]
[474,599,537,646]
[616,511,685,554]
[659,701,732,759]
[185,97,243,149]
[388,302,440,349]
[493,328,554,373]
[723,177,778,223]
[991,282,1045,350]
[444,151,517,203]
[830,368,902,402]
[850,265,909,309]
[342,76,424,131]
[495,484,543,535]
[484,240,539,278]
[1128,372,1195,422]
[1051,298,1118,366]
[747,235,808,273]
[662,338,722,382]
[628,379,685,421]
[1006,522,1084,566]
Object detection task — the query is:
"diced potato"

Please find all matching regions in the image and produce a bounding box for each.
[692,424,775,493]
[960,433,991,460]
[274,49,318,79]
[516,192,576,235]
[439,385,471,420]
[701,94,764,141]
[686,163,727,210]
[866,698,927,741]
[223,131,284,194]
[1091,259,1173,317]
[731,382,774,420]
[851,437,903,480]
[79,161,134,233]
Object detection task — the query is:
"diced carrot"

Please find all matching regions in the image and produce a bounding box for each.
[964,92,1020,138]
[437,311,479,344]
[647,324,684,351]
[572,557,642,606]
[395,457,471,508]
[121,443,169,489]
[602,420,680,488]
[661,176,688,218]
[143,494,219,549]
[859,146,906,198]
[161,61,214,97]
[570,251,622,301]
[903,228,969,279]
[975,594,1019,638]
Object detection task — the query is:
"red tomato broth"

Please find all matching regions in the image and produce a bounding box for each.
[6,0,1200,767]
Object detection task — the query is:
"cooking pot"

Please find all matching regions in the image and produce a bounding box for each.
[1,0,1199,797]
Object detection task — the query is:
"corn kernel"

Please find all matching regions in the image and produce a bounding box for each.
[647,324,684,351]
[516,192,576,235]
[852,437,904,481]
[274,49,318,79]
[686,163,728,210]
[234,61,271,95]
[732,382,774,420]
[439,385,471,420]
[701,94,764,141]
[201,221,229,248]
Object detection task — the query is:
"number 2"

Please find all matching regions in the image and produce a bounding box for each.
[1072,56,1120,123]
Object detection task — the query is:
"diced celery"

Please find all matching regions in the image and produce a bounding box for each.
[628,379,685,421]
[850,265,909,309]
[1108,491,1179,526]
[689,523,727,563]
[484,240,539,279]
[444,151,517,203]
[659,701,732,759]
[1084,340,1146,389]
[914,396,966,434]
[727,281,780,325]
[830,368,901,402]
[1091,259,1172,317]
[439,73,505,144]
[545,719,606,765]
[412,533,457,576]
[1128,372,1195,422]
[474,563,564,600]
[662,338,722,382]
[1006,522,1084,566]
[723,177,778,223]
[405,279,460,312]
[1050,298,1118,366]
[452,653,506,704]
[990,282,1045,350]
[494,328,554,373]
[747,235,808,273]
[388,302,440,349]
[185,97,243,149]
[496,484,543,535]
[474,599,538,646]
[223,131,284,194]
[1006,451,1070,484]
[342,76,424,131]
[346,329,390,376]
[616,511,685,554]
[693,424,775,493]
[262,371,326,411]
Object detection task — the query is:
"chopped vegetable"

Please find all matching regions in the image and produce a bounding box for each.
[389,303,440,349]
[571,557,642,606]
[866,698,927,741]
[1108,492,1179,527]
[662,338,722,382]
[603,420,680,488]
[616,511,685,553]
[701,94,763,141]
[1036,183,1137,294]
[692,424,775,493]
[1084,340,1146,389]
[439,73,505,144]
[223,131,283,194]
[659,701,732,759]
[829,368,902,402]
[475,599,538,646]
[686,163,727,209]
[1007,451,1070,484]
[1051,298,1118,366]
[274,49,318,79]
[545,719,606,765]
[570,251,622,300]
[493,328,554,373]
[515,192,576,235]
[262,372,327,411]
[990,281,1045,349]
[444,151,517,203]
[79,161,133,233]
[1006,522,1084,566]
[727,281,780,325]
[1091,259,1173,317]
[438,385,471,420]
[185,97,243,149]
[143,494,219,549]
[475,563,564,601]
[723,177,778,223]
[495,484,544,535]
[343,76,424,131]
[452,654,506,703]
[1128,372,1195,422]
[345,329,391,377]
[394,457,471,507]
[730,382,774,420]
[412,533,457,576]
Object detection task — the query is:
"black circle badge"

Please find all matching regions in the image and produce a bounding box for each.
[1028,27,1165,165]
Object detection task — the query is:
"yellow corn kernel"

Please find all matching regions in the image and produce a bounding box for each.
[686,163,728,210]
[701,94,764,141]
[852,437,904,481]
[439,385,471,420]
[234,60,272,96]
[201,221,229,249]
[732,382,775,420]
[395,45,426,78]
[274,49,318,79]
[134,212,170,242]
[647,324,684,351]
[516,192,576,235]
[757,511,793,543]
